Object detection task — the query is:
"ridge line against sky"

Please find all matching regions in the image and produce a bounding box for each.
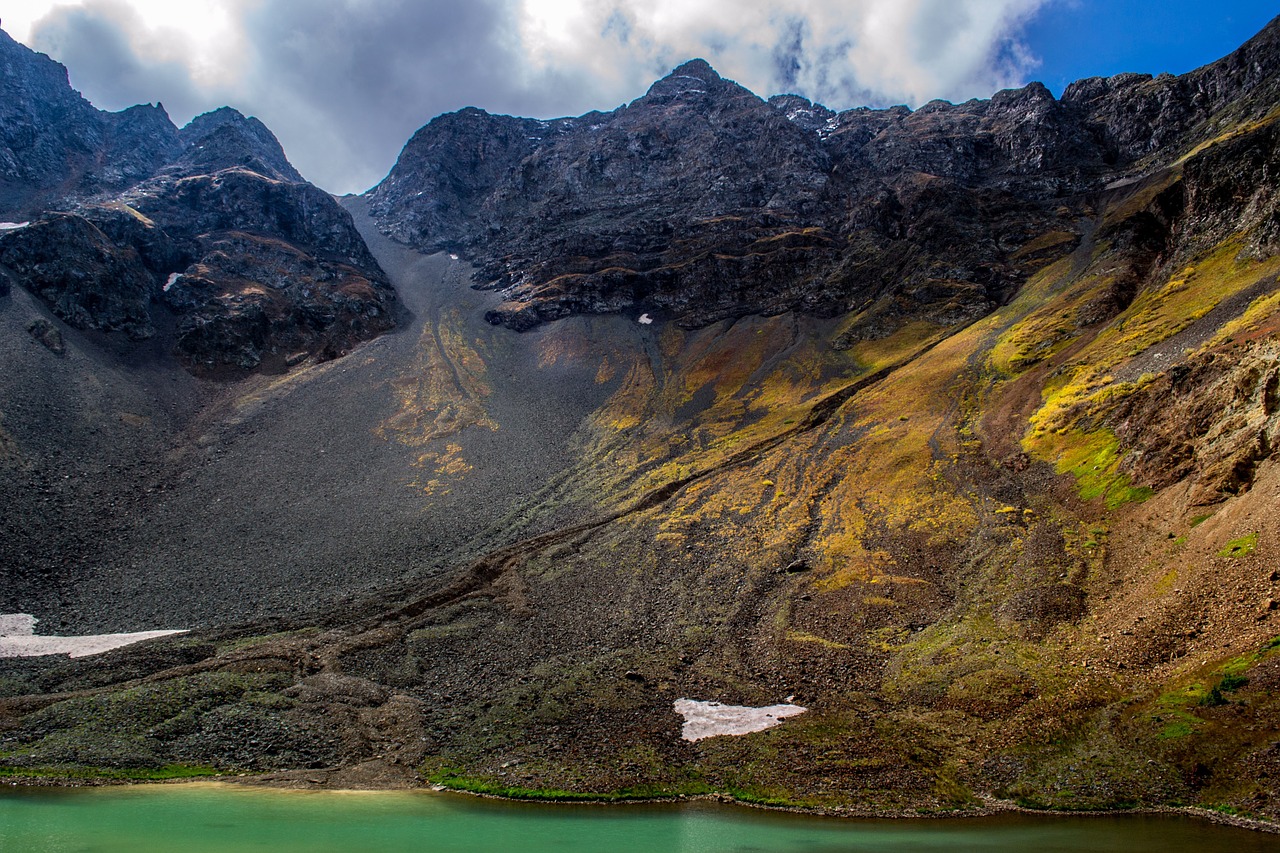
[3,1,1278,194]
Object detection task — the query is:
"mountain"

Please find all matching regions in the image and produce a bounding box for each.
[368,23,1280,339]
[0,32,395,372]
[2,17,1280,826]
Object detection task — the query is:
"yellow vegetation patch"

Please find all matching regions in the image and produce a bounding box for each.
[1091,240,1279,370]
[1027,426,1153,509]
[1102,168,1181,227]
[105,201,155,227]
[785,631,851,649]
[1010,230,1077,261]
[1210,289,1280,346]
[884,613,1076,705]
[376,307,497,449]
[839,327,980,539]
[594,356,616,384]
[413,442,474,496]
[1015,240,1280,507]
[582,314,865,504]
[987,260,1099,376]
[841,320,945,372]
[813,552,877,593]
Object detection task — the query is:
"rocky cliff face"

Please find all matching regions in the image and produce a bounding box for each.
[368,19,1280,337]
[0,213,157,339]
[0,32,395,373]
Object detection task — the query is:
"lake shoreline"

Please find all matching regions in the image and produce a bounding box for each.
[5,772,1277,835]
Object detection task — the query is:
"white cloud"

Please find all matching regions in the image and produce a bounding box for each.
[513,0,1051,108]
[8,0,1054,193]
[15,0,247,94]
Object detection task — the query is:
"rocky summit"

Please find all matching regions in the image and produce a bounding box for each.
[3,16,1280,828]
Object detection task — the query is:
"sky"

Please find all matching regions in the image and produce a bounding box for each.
[2,1,1277,194]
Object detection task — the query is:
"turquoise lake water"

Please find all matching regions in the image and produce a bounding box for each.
[1,784,1276,852]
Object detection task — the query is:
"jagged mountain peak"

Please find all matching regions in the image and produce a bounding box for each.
[0,23,75,92]
[990,79,1055,105]
[0,22,395,374]
[668,57,721,82]
[642,57,751,104]
[0,25,310,210]
[174,107,304,183]
[179,106,273,142]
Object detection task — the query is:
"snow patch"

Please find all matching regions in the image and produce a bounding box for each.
[0,613,186,659]
[163,272,182,292]
[674,698,807,742]
[638,313,654,325]
[0,221,29,231]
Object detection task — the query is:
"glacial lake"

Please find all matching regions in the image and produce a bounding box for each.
[1,784,1276,852]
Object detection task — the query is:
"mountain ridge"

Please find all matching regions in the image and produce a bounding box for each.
[368,16,1280,337]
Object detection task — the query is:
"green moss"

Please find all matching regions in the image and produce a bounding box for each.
[1217,533,1258,559]
[0,671,308,773]
[426,768,709,802]
[1036,428,1153,509]
[1199,685,1228,708]
[1218,673,1249,692]
[1150,684,1209,738]
[1158,719,1197,739]
[218,627,318,653]
[933,767,981,808]
[1208,804,1245,816]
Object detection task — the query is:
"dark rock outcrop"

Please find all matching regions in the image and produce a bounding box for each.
[0,213,157,339]
[25,317,65,355]
[161,228,393,372]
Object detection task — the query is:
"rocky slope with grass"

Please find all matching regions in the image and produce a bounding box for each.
[2,15,1280,829]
